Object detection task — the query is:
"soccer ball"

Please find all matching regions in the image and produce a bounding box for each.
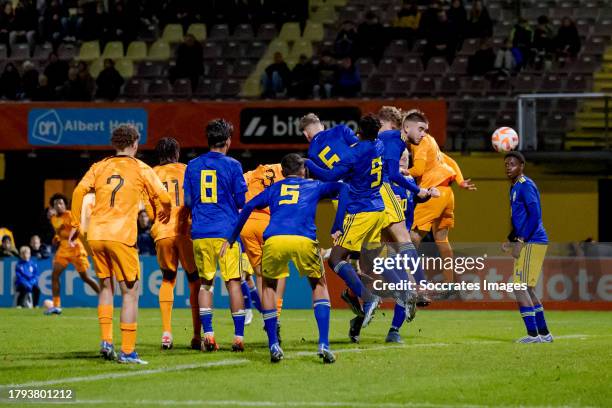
[43,299,53,309]
[491,127,519,152]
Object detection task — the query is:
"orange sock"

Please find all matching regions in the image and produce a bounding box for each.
[53,296,61,308]
[120,322,137,354]
[159,280,175,333]
[97,304,113,343]
[276,297,284,318]
[188,280,201,337]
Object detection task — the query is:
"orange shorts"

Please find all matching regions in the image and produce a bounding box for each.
[156,236,196,273]
[240,213,269,269]
[413,185,455,232]
[89,240,140,282]
[54,245,90,272]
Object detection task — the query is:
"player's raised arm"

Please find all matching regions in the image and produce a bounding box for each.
[442,153,476,191]
[232,163,248,210]
[386,157,423,195]
[340,124,359,146]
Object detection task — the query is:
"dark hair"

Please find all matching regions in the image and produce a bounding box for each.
[206,119,234,148]
[358,114,381,141]
[298,113,320,133]
[1,235,10,243]
[49,193,68,207]
[111,125,140,150]
[504,151,526,164]
[156,137,180,164]
[281,153,304,177]
[402,109,428,125]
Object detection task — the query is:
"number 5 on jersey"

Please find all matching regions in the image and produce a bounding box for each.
[200,170,217,203]
[279,184,299,205]
[370,157,382,187]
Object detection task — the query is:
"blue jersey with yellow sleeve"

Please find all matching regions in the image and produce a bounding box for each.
[228,177,343,242]
[307,125,359,170]
[378,129,421,195]
[184,151,247,239]
[510,175,548,243]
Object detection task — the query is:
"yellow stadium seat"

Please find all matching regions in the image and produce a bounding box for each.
[162,24,184,43]
[303,21,324,42]
[309,0,325,11]
[285,57,298,69]
[254,58,273,76]
[289,39,313,60]
[115,59,134,78]
[125,41,147,60]
[326,0,347,6]
[79,41,100,62]
[187,23,207,41]
[148,40,171,61]
[279,22,301,42]
[311,5,336,24]
[88,59,103,78]
[240,76,262,98]
[265,39,289,59]
[101,41,124,60]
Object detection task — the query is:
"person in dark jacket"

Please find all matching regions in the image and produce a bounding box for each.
[334,57,361,97]
[465,0,493,39]
[555,17,581,58]
[0,235,18,258]
[95,59,124,100]
[289,54,315,99]
[15,246,41,308]
[0,63,21,100]
[261,51,291,98]
[171,33,204,91]
[137,210,156,256]
[29,235,51,260]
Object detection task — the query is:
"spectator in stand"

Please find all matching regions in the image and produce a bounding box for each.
[422,9,457,67]
[44,52,69,92]
[448,0,467,50]
[41,0,65,47]
[334,20,358,59]
[0,62,21,100]
[29,235,51,260]
[510,18,533,67]
[261,51,291,98]
[79,1,110,43]
[60,66,88,101]
[0,1,15,50]
[95,58,124,100]
[391,0,420,46]
[15,246,40,308]
[0,235,18,258]
[137,210,156,255]
[533,15,555,70]
[357,11,385,64]
[33,74,55,101]
[0,227,14,247]
[289,54,315,99]
[335,57,361,98]
[419,1,442,38]
[10,0,37,51]
[494,38,519,75]
[77,61,95,100]
[313,52,337,99]
[170,33,203,92]
[21,60,39,99]
[109,0,136,47]
[467,39,495,76]
[555,17,581,59]
[466,0,493,39]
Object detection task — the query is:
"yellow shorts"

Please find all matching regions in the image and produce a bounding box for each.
[262,235,324,279]
[336,211,387,252]
[413,185,454,231]
[89,240,140,282]
[156,236,196,273]
[54,246,90,273]
[513,243,548,287]
[241,252,254,276]
[193,238,241,282]
[380,182,406,225]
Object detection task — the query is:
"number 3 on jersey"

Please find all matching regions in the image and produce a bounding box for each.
[370,157,382,187]
[279,184,299,205]
[200,170,217,203]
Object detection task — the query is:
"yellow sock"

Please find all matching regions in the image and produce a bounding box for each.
[277,297,284,318]
[159,280,175,333]
[120,322,137,354]
[53,296,61,308]
[97,304,113,343]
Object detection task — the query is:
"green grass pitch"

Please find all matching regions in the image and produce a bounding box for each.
[1,308,611,407]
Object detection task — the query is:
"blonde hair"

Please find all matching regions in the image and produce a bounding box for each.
[378,106,403,129]
[19,246,30,257]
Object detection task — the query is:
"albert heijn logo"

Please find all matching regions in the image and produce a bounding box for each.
[31,109,63,144]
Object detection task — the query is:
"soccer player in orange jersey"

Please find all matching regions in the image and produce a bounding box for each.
[146,137,201,350]
[241,163,286,331]
[401,110,477,290]
[45,193,99,315]
[70,125,172,364]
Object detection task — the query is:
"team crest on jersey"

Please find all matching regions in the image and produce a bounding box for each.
[512,191,517,202]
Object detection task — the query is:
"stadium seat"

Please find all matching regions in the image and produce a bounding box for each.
[246,41,267,59]
[148,79,172,97]
[58,43,77,60]
[412,76,437,97]
[88,59,103,78]
[203,41,223,60]
[187,23,207,41]
[311,5,337,24]
[376,58,398,76]
[570,56,598,74]
[232,60,254,78]
[583,37,607,55]
[363,76,387,97]
[195,79,220,98]
[279,22,302,42]
[240,76,262,98]
[172,79,192,97]
[290,39,314,59]
[356,59,375,77]
[425,57,448,75]
[233,24,254,41]
[123,78,148,98]
[265,39,290,59]
[459,39,479,55]
[512,75,540,94]
[126,41,147,60]
[593,20,612,37]
[303,21,324,42]
[397,58,423,76]
[219,79,241,98]
[327,0,348,6]
[256,24,278,41]
[148,40,171,61]
[162,24,184,43]
[385,77,413,97]
[209,61,229,78]
[450,56,468,74]
[223,42,245,59]
[437,76,461,96]
[488,76,511,96]
[116,59,134,78]
[566,74,590,91]
[101,41,124,60]
[539,75,565,92]
[210,24,230,39]
[384,40,411,59]
[78,41,100,62]
[137,61,165,78]
[9,43,29,60]
[33,43,53,61]
[0,44,6,60]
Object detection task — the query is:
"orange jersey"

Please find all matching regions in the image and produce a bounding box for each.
[50,211,85,252]
[244,163,284,216]
[72,156,171,246]
[409,134,458,188]
[148,163,190,241]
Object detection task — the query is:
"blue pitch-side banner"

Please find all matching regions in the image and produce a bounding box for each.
[0,257,313,308]
[27,108,148,146]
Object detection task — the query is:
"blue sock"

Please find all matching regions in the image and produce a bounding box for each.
[412,262,427,285]
[249,286,262,313]
[199,307,213,335]
[391,303,406,331]
[313,299,331,348]
[399,243,421,282]
[240,281,252,310]
[334,261,365,298]
[232,309,246,337]
[533,304,550,335]
[519,306,538,336]
[262,309,278,348]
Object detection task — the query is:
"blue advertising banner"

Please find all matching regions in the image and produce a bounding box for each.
[27,108,148,146]
[1,257,313,308]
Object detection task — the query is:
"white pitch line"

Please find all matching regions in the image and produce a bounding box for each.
[0,359,248,389]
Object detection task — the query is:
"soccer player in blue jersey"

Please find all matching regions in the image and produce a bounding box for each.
[301,113,359,170]
[503,151,553,343]
[223,153,342,363]
[305,114,392,327]
[184,119,247,352]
